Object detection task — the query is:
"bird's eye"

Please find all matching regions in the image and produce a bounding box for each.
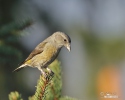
[64,39,67,42]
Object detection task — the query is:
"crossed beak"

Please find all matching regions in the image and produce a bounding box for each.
[66,44,71,52]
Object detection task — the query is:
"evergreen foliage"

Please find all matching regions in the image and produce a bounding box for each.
[0,20,33,100]
[0,20,32,66]
[9,91,23,100]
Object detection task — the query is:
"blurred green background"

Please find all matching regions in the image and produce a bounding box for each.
[0,0,125,100]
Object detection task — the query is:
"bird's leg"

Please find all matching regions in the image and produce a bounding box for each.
[46,68,54,76]
[38,67,47,78]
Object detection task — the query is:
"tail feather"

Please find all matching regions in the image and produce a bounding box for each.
[13,64,28,72]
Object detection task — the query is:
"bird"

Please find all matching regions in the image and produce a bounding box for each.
[13,31,71,77]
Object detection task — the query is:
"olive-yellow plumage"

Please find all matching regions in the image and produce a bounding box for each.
[13,31,71,77]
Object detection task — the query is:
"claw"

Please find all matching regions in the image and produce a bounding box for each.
[46,68,54,76]
[42,72,47,78]
[38,67,54,80]
[50,71,54,76]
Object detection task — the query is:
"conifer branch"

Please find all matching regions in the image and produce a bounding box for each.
[8,91,23,100]
[33,73,54,100]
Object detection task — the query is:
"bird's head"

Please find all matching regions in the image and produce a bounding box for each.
[52,31,71,51]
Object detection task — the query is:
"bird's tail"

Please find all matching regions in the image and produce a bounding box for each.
[13,64,28,72]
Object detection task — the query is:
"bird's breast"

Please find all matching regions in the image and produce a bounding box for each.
[40,44,60,66]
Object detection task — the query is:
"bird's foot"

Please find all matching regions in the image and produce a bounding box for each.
[40,71,52,81]
[39,68,54,80]
[50,71,54,76]
[38,68,48,80]
[46,68,54,77]
[44,71,54,81]
[40,71,47,79]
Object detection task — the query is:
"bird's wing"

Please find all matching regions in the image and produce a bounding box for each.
[23,41,47,64]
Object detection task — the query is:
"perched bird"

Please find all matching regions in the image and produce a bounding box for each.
[13,31,71,77]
